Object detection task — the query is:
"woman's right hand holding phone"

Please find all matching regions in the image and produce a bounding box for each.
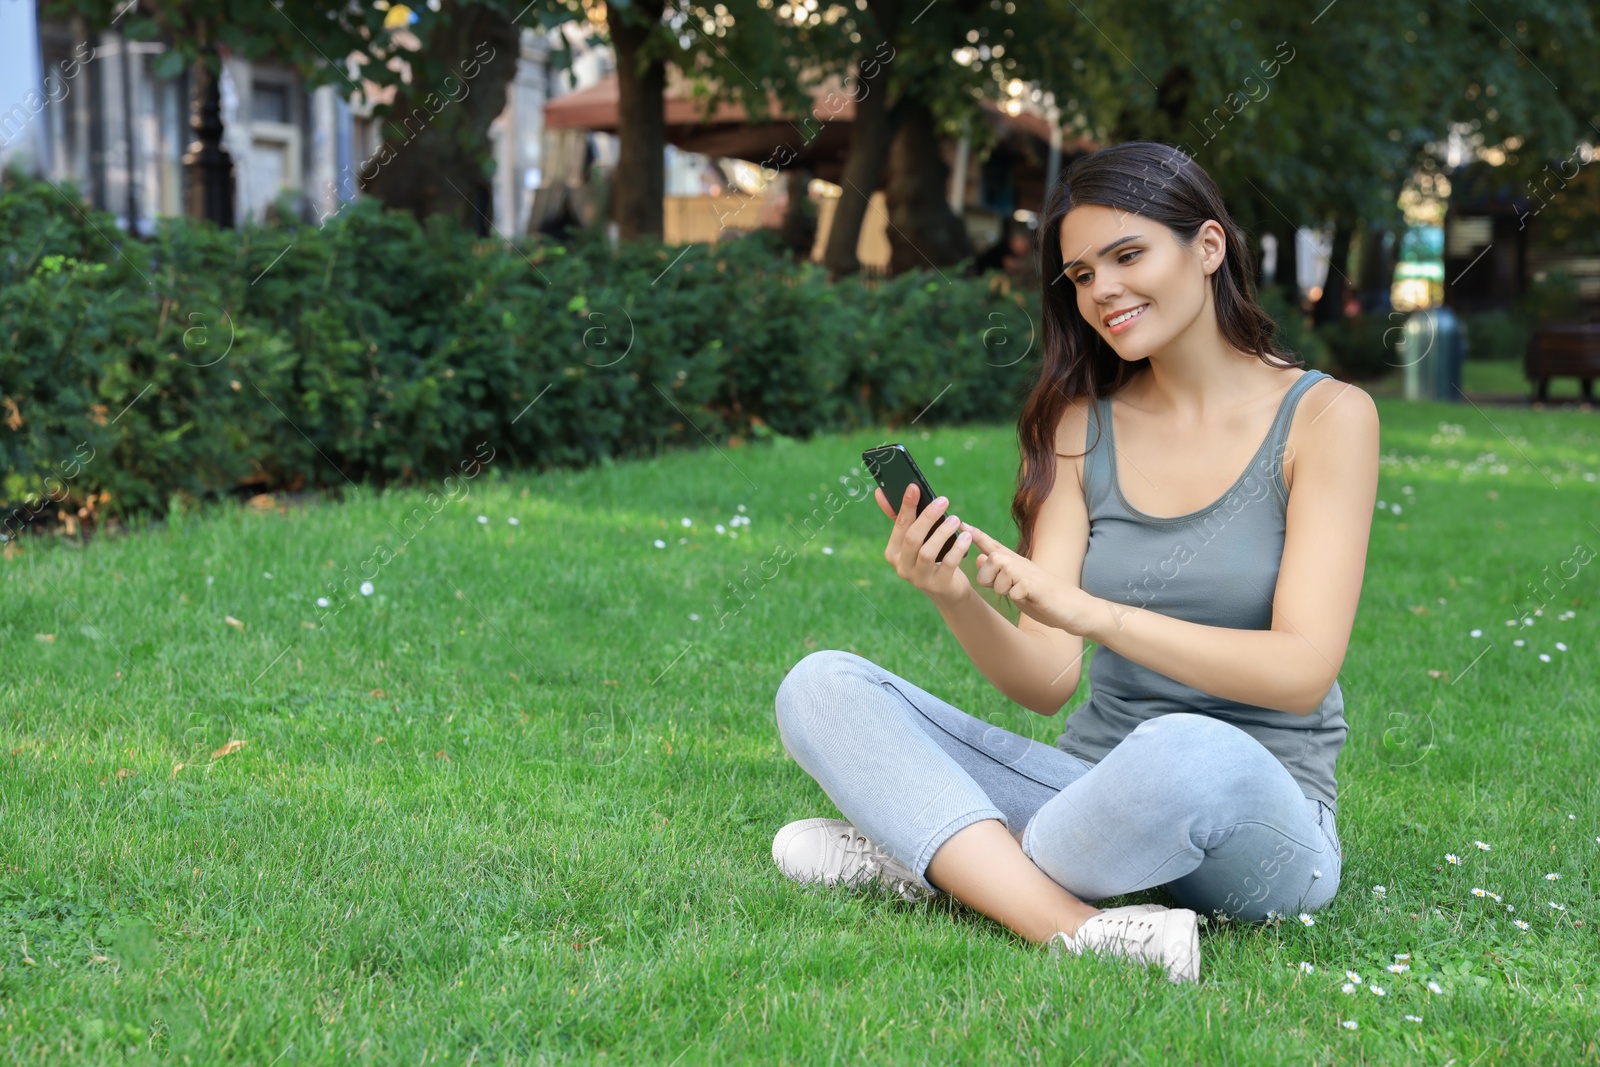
[874,482,973,605]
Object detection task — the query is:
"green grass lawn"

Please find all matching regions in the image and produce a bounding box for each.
[1366,358,1597,402]
[2,392,1597,1063]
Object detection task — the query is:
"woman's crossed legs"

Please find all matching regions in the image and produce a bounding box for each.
[774,650,1341,939]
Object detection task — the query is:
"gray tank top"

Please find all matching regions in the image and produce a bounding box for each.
[1056,368,1349,813]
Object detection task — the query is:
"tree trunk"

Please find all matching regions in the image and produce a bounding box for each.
[1355,226,1396,315]
[359,0,520,230]
[1312,223,1353,325]
[824,0,903,280]
[183,45,235,228]
[608,0,667,241]
[884,98,972,276]
[778,165,816,259]
[1274,225,1301,308]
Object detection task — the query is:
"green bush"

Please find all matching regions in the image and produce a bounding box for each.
[1462,309,1535,362]
[1257,287,1330,370]
[0,170,1043,530]
[1315,315,1397,381]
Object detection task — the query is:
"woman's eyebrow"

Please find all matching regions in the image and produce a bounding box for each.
[1061,234,1143,271]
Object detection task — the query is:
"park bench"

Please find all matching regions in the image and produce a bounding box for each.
[1525,322,1600,403]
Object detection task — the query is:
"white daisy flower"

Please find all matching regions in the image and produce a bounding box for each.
[1539,653,1551,662]
[1391,504,1402,514]
[1341,1020,1358,1030]
[1387,963,1410,974]
[1506,904,1515,912]
[715,524,726,534]
[1346,971,1361,983]
[263,571,274,579]
[1404,1015,1423,1023]
[1557,643,1568,651]
[1474,841,1491,851]
[737,504,747,512]
[316,597,330,608]
[1299,913,1315,926]
[1549,902,1566,911]
[1446,854,1461,865]
[934,456,945,466]
[360,581,374,596]
[688,613,700,621]
[1514,919,1530,930]
[653,539,666,548]
[1299,961,1314,973]
[680,517,692,527]
[1513,639,1525,647]
[1372,884,1386,898]
[1369,985,1386,996]
[1470,628,1482,637]
[1427,981,1443,994]
[1523,616,1534,626]
[1545,872,1560,881]
[1341,983,1356,995]
[206,575,214,586]
[477,515,488,524]
[1471,887,1487,897]
[1393,953,1411,962]
[508,517,520,525]
[821,546,834,554]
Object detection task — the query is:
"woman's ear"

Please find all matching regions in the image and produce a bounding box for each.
[1199,220,1228,276]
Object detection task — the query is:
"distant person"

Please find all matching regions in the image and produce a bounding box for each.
[770,140,1377,985]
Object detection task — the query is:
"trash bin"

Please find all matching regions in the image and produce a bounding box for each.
[1397,307,1466,401]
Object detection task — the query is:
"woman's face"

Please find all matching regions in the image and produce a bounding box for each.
[1057,204,1221,361]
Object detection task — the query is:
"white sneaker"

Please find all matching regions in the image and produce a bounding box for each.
[1048,904,1201,984]
[772,818,933,903]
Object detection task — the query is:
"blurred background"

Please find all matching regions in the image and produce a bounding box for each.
[2,0,1599,533]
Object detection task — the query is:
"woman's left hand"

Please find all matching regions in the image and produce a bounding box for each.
[960,521,1098,637]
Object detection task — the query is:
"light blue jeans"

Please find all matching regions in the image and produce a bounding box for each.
[774,650,1342,920]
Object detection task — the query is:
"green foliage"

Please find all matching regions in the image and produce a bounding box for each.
[1257,287,1330,370]
[1462,309,1535,363]
[0,172,1040,526]
[1316,316,1400,382]
[1520,269,1585,323]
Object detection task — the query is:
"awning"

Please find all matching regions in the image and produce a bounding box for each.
[543,70,1095,186]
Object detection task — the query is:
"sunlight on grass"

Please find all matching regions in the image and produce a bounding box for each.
[1,399,1596,1063]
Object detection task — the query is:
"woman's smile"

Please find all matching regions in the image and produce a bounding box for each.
[1105,303,1150,335]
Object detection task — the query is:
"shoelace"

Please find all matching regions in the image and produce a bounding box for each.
[1064,913,1161,954]
[833,826,897,884]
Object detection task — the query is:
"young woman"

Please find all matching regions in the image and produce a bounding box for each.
[770,141,1379,984]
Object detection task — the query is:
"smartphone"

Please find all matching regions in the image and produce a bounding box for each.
[861,444,962,563]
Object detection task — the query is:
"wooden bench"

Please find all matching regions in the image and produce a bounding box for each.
[1525,323,1600,402]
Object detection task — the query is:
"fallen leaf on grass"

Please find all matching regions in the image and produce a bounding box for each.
[369,688,386,698]
[171,762,184,777]
[1427,669,1452,682]
[373,736,386,744]
[211,739,247,760]
[35,633,56,643]
[224,616,245,633]
[115,768,135,780]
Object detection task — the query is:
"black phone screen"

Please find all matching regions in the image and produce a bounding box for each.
[861,444,961,562]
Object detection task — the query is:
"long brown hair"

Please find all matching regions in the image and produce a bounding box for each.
[1011,141,1306,558]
